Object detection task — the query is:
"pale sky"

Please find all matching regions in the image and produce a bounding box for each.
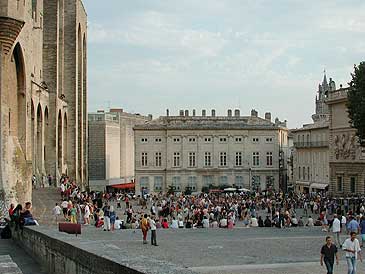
[83,0,365,128]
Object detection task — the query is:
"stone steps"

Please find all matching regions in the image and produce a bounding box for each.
[32,187,61,225]
[0,255,23,274]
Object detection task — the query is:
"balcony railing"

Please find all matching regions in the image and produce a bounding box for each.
[293,141,328,148]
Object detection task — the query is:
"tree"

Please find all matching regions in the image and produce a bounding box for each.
[347,62,365,146]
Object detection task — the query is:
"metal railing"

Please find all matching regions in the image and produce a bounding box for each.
[293,141,328,148]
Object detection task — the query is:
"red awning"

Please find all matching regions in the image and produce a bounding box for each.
[111,182,135,189]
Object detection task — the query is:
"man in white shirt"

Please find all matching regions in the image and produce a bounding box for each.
[170,217,178,229]
[332,214,341,247]
[52,203,62,223]
[148,215,158,246]
[343,232,362,274]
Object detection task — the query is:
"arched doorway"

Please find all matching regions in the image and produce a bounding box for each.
[57,111,63,174]
[44,107,49,174]
[30,100,35,173]
[63,113,68,170]
[36,104,43,174]
[8,43,26,152]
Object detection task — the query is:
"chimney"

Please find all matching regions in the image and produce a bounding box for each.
[251,109,258,117]
[97,109,105,113]
[211,109,216,117]
[109,108,123,113]
[265,112,271,122]
[234,109,240,117]
[193,109,196,116]
[202,109,206,116]
[166,109,169,116]
[185,110,189,116]
[179,110,184,116]
[227,109,232,117]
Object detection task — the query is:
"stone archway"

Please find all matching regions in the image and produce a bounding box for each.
[36,104,43,175]
[8,43,26,152]
[63,112,68,172]
[44,107,49,174]
[57,110,63,174]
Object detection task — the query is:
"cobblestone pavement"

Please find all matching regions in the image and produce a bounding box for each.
[32,225,365,274]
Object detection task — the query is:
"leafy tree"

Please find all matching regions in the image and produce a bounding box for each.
[347,62,365,146]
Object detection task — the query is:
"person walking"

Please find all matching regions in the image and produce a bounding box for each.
[141,214,149,244]
[343,232,362,274]
[332,214,341,247]
[103,204,111,231]
[149,215,158,246]
[320,236,339,274]
[52,203,62,223]
[359,216,365,247]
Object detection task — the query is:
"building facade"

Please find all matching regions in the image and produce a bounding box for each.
[88,109,151,191]
[327,87,365,195]
[134,109,289,195]
[0,0,87,205]
[292,75,333,193]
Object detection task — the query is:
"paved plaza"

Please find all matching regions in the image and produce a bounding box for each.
[29,225,365,274]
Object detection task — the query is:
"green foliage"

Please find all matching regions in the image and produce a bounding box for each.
[347,62,365,146]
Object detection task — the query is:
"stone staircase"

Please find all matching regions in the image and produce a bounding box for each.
[32,187,61,226]
[0,255,23,274]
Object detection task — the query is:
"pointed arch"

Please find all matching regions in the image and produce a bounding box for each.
[36,103,43,174]
[63,112,68,168]
[57,110,63,173]
[44,106,49,174]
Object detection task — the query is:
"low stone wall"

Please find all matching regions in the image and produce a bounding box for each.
[12,227,143,274]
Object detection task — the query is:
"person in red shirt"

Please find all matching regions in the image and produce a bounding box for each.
[8,203,15,217]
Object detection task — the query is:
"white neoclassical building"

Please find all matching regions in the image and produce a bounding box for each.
[134,109,289,195]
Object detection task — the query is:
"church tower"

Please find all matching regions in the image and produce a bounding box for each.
[312,72,335,122]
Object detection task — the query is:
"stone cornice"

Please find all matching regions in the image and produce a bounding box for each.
[0,16,24,55]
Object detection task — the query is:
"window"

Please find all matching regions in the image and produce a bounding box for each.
[173,152,180,167]
[172,176,181,191]
[155,138,162,143]
[266,152,273,166]
[188,152,196,167]
[204,137,212,142]
[235,176,244,188]
[140,177,149,191]
[350,177,356,193]
[204,152,211,166]
[307,167,310,180]
[266,176,274,189]
[189,137,196,143]
[252,137,259,143]
[32,0,37,21]
[337,176,343,192]
[299,167,301,179]
[220,152,227,166]
[235,152,242,166]
[265,137,273,143]
[154,176,163,191]
[219,176,228,185]
[235,137,243,143]
[173,138,181,143]
[252,176,261,191]
[203,175,213,187]
[219,137,227,143]
[141,152,148,166]
[155,152,162,167]
[252,152,260,166]
[188,176,197,191]
[141,138,148,143]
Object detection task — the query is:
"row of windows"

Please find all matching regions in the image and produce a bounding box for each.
[141,152,274,167]
[139,175,275,191]
[139,136,274,144]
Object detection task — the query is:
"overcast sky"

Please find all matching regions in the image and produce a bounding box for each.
[83,0,365,128]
